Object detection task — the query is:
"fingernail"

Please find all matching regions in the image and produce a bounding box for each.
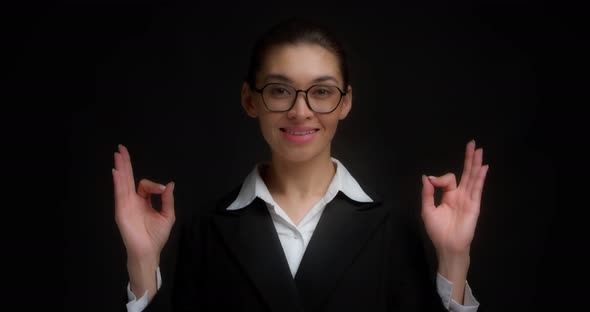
[470,139,476,144]
[159,184,166,191]
[428,176,436,180]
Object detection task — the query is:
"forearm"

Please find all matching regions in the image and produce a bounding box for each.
[127,256,160,303]
[437,251,470,305]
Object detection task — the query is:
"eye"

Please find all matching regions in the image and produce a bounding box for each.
[311,86,335,98]
[268,85,292,97]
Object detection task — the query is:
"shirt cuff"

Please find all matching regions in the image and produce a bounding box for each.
[436,273,480,312]
[126,267,162,312]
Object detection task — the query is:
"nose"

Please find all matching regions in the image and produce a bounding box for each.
[287,91,314,120]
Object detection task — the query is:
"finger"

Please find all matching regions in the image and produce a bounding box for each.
[137,178,167,199]
[113,152,129,196]
[421,175,436,213]
[161,181,176,222]
[467,148,483,193]
[471,164,489,202]
[459,140,476,188]
[118,144,136,193]
[112,168,127,204]
[428,173,457,192]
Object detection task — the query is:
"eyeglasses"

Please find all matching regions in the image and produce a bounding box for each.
[253,83,346,114]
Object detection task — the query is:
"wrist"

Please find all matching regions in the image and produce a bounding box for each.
[127,252,160,268]
[436,251,470,281]
[127,256,159,298]
[436,250,471,305]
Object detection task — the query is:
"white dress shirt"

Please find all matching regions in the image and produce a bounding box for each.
[127,158,479,312]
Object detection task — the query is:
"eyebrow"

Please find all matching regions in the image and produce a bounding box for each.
[263,74,341,85]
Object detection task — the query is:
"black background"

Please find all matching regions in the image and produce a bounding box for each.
[7,0,586,310]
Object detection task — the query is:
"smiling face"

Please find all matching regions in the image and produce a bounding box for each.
[241,43,352,164]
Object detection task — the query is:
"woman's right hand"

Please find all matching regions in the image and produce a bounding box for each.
[112,144,175,298]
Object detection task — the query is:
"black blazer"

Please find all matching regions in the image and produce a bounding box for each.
[143,186,448,312]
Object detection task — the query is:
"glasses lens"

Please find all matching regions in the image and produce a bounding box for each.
[262,83,295,111]
[308,85,342,113]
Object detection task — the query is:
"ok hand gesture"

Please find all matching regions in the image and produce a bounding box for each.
[112,144,175,299]
[421,140,489,257]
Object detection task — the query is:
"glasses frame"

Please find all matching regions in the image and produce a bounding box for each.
[253,83,346,114]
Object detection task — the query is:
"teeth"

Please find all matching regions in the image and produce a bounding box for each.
[285,129,318,135]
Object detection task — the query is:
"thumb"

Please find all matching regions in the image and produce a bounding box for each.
[161,181,175,223]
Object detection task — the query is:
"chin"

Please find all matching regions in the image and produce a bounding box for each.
[279,151,316,163]
[273,143,330,164]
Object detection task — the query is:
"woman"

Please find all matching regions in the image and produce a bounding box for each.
[113,18,488,312]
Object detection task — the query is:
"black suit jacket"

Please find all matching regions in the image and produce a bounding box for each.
[143,186,448,312]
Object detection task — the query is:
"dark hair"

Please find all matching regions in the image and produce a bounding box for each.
[246,18,349,89]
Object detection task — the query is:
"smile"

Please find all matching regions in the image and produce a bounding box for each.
[279,127,319,144]
[280,128,319,135]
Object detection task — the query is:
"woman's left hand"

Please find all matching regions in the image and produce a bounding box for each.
[420,140,489,257]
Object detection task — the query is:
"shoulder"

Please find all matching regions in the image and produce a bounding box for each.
[212,184,243,213]
[177,183,243,232]
[360,182,427,243]
[355,182,405,218]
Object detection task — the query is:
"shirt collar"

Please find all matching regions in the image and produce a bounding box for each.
[226,157,373,211]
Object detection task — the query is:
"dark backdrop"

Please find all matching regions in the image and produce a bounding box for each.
[41,1,586,311]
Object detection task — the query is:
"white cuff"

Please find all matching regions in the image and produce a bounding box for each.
[125,267,162,312]
[436,273,480,312]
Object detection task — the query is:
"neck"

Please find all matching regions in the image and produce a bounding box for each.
[265,149,336,200]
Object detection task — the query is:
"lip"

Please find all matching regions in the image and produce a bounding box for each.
[279,126,320,144]
[280,126,319,132]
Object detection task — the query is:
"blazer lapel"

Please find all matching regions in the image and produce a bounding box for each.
[213,197,303,312]
[293,191,388,311]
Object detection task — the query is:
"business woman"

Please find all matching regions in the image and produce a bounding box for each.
[113,18,488,312]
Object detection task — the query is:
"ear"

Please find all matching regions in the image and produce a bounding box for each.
[241,82,258,118]
[338,85,352,120]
